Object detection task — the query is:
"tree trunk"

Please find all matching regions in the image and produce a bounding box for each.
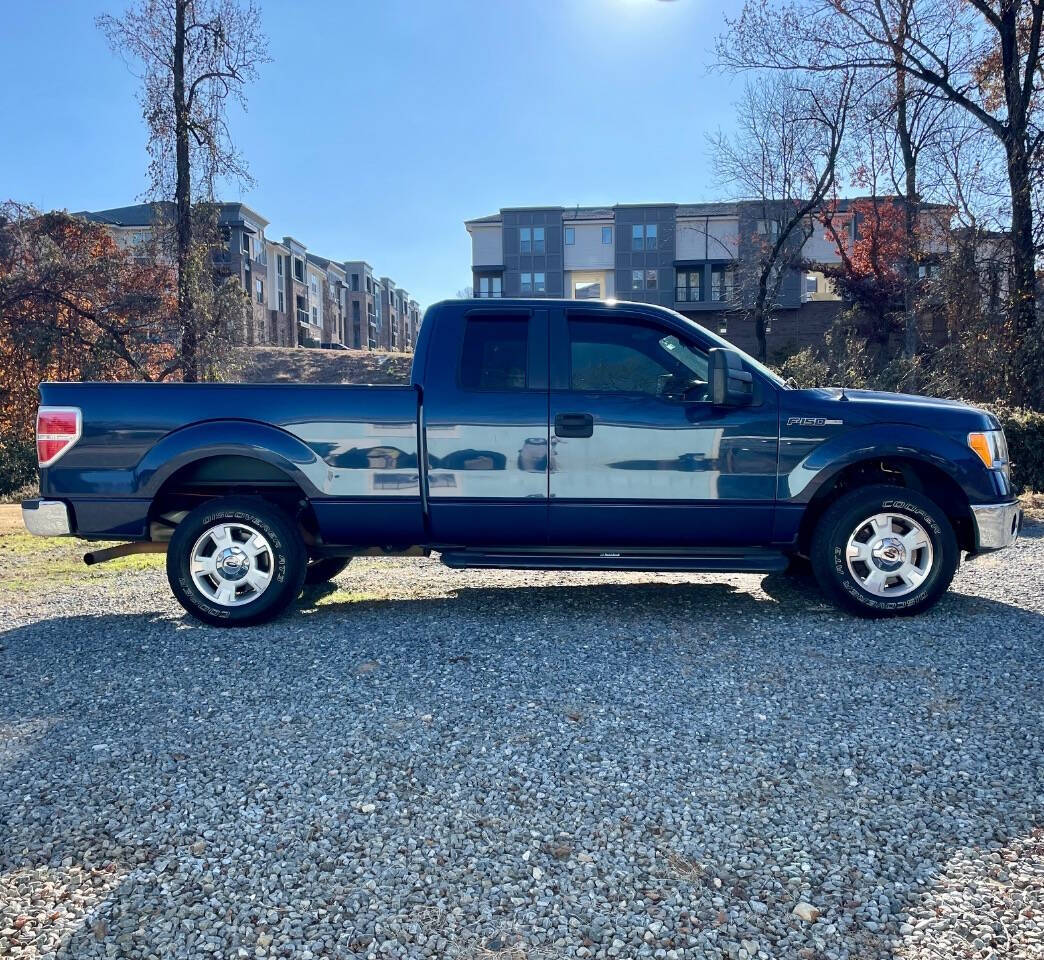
[173,0,196,382]
[894,64,919,373]
[1004,133,1038,406]
[995,2,1040,406]
[754,308,767,361]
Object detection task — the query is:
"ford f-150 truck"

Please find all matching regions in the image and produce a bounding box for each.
[22,298,1021,625]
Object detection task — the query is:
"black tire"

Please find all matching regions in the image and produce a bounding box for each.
[304,557,351,585]
[810,484,958,617]
[166,496,307,627]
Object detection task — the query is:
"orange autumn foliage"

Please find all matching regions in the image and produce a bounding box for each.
[0,203,179,444]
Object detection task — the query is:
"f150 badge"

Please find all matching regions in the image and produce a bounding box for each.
[787,416,844,426]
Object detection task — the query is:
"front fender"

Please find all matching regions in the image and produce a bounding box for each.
[780,423,1000,504]
[137,420,328,499]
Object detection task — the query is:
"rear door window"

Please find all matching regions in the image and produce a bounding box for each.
[460,316,529,390]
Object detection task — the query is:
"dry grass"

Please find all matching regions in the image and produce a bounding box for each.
[0,503,25,534]
[1019,491,1044,523]
[233,346,413,385]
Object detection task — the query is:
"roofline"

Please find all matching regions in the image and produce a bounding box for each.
[466,195,955,226]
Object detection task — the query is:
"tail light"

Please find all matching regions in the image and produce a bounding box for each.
[36,407,82,467]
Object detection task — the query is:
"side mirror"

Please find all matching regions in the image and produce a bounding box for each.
[709,348,754,407]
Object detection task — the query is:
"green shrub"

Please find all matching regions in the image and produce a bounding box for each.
[0,433,38,499]
[777,347,831,387]
[986,405,1044,494]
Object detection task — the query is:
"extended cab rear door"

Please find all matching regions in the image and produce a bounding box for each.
[547,304,778,547]
[421,306,550,545]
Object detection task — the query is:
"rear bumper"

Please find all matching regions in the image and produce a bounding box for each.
[21,499,72,537]
[971,501,1021,552]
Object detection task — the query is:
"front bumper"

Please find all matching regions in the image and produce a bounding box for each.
[21,499,72,537]
[971,501,1021,552]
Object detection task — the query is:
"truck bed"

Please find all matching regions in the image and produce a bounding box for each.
[38,381,422,541]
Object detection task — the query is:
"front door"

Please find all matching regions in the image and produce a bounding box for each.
[548,308,778,547]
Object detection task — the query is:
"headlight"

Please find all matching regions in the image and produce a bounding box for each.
[968,429,1010,478]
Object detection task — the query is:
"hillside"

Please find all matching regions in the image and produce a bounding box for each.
[234,347,413,385]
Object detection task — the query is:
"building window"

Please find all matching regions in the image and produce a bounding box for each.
[351,273,359,291]
[521,272,532,293]
[805,273,819,294]
[676,269,702,302]
[757,219,780,238]
[277,256,284,277]
[460,316,529,390]
[575,280,600,299]
[534,272,546,293]
[520,227,531,254]
[294,258,304,282]
[255,279,264,304]
[278,290,285,312]
[242,233,250,256]
[646,269,658,289]
[602,226,613,245]
[312,306,318,324]
[564,227,575,245]
[632,269,643,290]
[478,275,503,298]
[533,227,545,254]
[711,265,735,302]
[631,224,658,251]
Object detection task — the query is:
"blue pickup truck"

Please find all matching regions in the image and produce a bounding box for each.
[22,298,1020,625]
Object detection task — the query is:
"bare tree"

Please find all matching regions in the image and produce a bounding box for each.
[98,0,268,381]
[711,72,853,360]
[718,0,1044,405]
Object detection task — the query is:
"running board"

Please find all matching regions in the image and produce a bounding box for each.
[438,548,788,573]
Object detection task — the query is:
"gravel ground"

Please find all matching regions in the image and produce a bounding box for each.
[1,526,1042,960]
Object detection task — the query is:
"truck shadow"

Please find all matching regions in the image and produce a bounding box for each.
[1,571,1041,957]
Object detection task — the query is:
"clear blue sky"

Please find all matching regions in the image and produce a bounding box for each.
[0,0,744,308]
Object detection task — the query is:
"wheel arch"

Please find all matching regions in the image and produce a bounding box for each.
[137,420,325,500]
[796,454,975,556]
[140,422,327,544]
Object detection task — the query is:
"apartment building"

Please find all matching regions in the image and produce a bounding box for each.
[80,201,424,353]
[264,238,293,346]
[406,298,421,351]
[465,200,951,355]
[344,261,379,349]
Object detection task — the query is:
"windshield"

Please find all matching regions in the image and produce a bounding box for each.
[668,309,788,389]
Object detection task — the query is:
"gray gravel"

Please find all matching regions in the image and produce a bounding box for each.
[1,526,1042,959]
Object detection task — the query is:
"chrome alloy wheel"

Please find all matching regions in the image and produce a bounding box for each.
[190,522,275,607]
[845,512,934,598]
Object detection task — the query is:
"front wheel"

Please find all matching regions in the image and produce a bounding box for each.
[810,484,958,617]
[167,497,307,627]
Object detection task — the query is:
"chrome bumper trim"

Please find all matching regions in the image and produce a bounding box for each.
[971,501,1021,552]
[21,499,72,537]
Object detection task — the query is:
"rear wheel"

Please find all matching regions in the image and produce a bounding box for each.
[810,484,958,617]
[304,557,351,585]
[167,497,307,626]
